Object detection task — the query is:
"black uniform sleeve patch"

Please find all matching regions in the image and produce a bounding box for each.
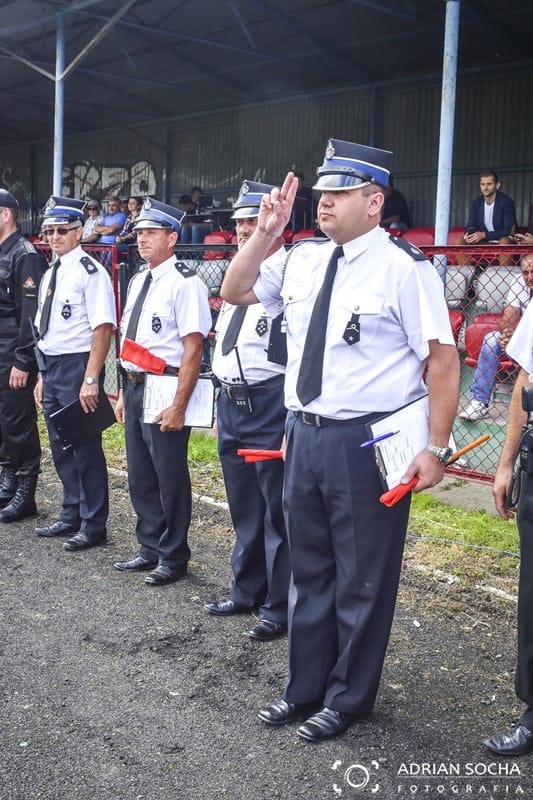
[175,261,196,277]
[22,240,37,254]
[80,256,98,274]
[389,235,427,261]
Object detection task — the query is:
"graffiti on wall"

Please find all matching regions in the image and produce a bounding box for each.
[62,159,158,199]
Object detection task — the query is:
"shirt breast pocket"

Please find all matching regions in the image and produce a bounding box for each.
[57,287,84,318]
[281,281,313,339]
[341,293,384,346]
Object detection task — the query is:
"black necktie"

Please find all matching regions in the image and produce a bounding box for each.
[125,270,152,341]
[296,245,343,406]
[221,305,248,355]
[39,258,60,337]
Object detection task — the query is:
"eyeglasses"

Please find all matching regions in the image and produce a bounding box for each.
[42,226,79,236]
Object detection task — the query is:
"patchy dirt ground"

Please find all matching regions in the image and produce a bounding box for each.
[1,453,531,800]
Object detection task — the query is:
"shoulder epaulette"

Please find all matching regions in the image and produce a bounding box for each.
[22,240,37,254]
[389,235,427,261]
[175,261,196,278]
[80,255,98,274]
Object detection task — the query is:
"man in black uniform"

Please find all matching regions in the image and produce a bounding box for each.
[0,189,46,523]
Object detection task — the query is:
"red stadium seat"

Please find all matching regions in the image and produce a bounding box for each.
[291,229,316,243]
[464,313,516,374]
[404,227,435,247]
[203,232,228,260]
[448,309,465,343]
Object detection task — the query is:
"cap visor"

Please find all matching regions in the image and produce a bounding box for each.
[231,207,260,220]
[312,174,371,191]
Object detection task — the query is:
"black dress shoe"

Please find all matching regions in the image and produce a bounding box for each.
[113,555,158,571]
[144,564,187,586]
[248,619,287,641]
[63,532,107,551]
[297,707,354,742]
[484,724,533,755]
[205,598,251,616]
[35,520,79,538]
[258,698,317,726]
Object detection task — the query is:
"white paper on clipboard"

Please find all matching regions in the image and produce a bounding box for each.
[142,374,215,427]
[366,395,456,490]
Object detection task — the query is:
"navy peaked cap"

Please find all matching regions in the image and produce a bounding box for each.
[0,189,19,209]
[42,195,86,225]
[231,181,276,219]
[134,198,185,232]
[313,138,393,191]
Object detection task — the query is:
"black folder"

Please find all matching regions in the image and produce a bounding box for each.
[49,392,116,450]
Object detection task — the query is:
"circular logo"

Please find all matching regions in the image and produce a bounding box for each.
[344,764,370,790]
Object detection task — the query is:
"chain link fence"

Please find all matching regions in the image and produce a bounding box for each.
[34,239,533,482]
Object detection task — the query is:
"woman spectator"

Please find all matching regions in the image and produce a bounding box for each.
[116,196,142,251]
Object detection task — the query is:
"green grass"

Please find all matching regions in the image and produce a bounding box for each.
[408,491,518,554]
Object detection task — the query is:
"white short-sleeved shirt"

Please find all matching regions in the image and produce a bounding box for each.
[506,301,533,373]
[119,255,211,370]
[36,244,116,356]
[506,275,530,313]
[211,246,286,384]
[253,226,454,418]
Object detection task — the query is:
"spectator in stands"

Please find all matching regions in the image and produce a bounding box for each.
[116,196,142,251]
[381,175,412,232]
[95,195,127,245]
[81,200,103,243]
[176,194,195,214]
[514,232,533,245]
[459,253,533,421]
[463,170,517,266]
[180,186,213,245]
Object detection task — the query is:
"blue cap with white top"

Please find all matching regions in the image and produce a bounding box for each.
[313,138,393,191]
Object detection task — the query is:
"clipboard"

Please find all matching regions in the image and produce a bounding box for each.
[142,373,215,427]
[365,395,456,490]
[49,391,116,450]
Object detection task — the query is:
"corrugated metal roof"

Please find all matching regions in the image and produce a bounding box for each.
[1,0,532,146]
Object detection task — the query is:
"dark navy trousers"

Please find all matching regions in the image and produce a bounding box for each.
[516,471,533,729]
[42,352,108,535]
[217,378,290,623]
[282,411,411,714]
[124,380,191,570]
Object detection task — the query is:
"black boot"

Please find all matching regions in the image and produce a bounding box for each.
[0,466,17,507]
[0,476,38,523]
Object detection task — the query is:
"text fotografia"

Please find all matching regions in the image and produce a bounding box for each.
[396,762,523,797]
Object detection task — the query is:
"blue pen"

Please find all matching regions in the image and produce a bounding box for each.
[360,430,400,448]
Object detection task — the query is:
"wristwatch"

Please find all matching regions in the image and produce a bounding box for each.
[425,443,453,464]
[84,376,96,385]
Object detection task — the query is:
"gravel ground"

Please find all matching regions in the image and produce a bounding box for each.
[1,453,531,800]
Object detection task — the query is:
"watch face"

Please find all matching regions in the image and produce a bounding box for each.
[85,376,95,385]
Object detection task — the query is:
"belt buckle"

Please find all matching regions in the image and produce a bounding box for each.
[301,411,321,427]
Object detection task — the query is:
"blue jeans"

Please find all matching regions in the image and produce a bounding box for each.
[471,331,502,404]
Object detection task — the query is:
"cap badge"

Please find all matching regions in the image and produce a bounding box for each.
[241,182,249,195]
[145,198,152,209]
[325,141,336,160]
[47,198,56,209]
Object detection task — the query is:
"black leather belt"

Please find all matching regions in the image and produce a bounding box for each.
[219,374,284,397]
[295,410,380,427]
[125,366,179,384]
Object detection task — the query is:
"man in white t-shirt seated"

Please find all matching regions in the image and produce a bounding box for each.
[459,253,533,420]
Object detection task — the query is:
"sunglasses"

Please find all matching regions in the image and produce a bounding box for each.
[43,226,79,236]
